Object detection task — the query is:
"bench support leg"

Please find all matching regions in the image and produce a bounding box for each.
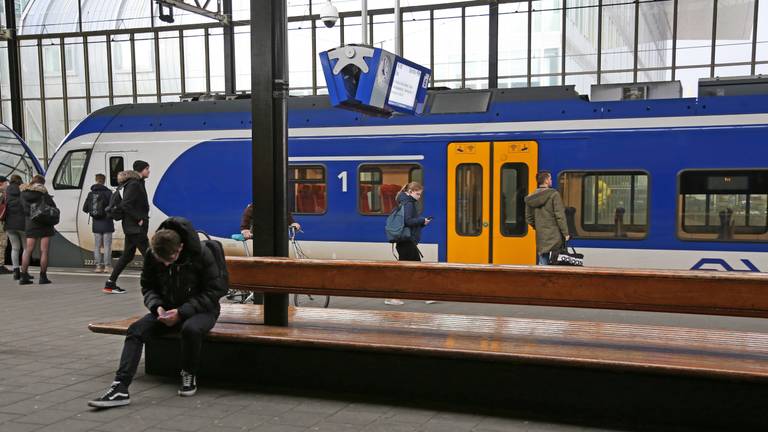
[263,293,288,326]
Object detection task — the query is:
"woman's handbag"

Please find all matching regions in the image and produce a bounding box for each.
[552,241,584,266]
[30,200,60,226]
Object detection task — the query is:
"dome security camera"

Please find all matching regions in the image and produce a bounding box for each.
[320,2,339,28]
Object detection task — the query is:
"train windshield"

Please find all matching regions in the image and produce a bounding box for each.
[0,123,44,179]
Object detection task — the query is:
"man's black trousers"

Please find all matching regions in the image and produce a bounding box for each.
[114,311,218,386]
[109,232,149,282]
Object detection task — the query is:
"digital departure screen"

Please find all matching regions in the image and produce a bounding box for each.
[388,62,422,110]
[708,175,749,191]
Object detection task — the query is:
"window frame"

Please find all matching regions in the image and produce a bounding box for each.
[557,169,651,241]
[676,168,768,243]
[53,149,92,190]
[288,164,328,216]
[109,156,124,187]
[455,162,484,237]
[356,162,424,216]
[499,162,529,238]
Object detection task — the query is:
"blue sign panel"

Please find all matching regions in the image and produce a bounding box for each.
[319,45,431,117]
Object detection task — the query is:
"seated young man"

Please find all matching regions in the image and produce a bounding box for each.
[89,217,228,408]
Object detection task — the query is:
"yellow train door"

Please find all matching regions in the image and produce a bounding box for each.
[447,142,491,263]
[492,141,537,265]
[447,141,538,264]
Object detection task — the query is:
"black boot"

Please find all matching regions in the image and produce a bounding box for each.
[13,268,20,280]
[19,272,33,285]
[0,266,13,275]
[39,272,51,284]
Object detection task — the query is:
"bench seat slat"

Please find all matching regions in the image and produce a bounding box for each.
[89,304,768,381]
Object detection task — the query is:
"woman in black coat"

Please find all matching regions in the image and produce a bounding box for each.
[4,175,27,280]
[20,175,57,285]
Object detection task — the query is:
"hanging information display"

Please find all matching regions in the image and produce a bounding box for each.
[319,45,431,117]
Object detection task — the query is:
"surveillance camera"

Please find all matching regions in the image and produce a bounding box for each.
[320,2,339,28]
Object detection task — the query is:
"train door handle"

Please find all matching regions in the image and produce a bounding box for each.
[482,221,489,228]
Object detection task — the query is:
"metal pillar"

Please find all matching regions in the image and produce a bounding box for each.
[4,0,23,136]
[223,0,236,94]
[488,0,498,89]
[361,0,368,44]
[394,0,402,55]
[251,0,289,326]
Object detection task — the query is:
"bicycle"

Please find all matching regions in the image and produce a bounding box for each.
[226,233,254,304]
[290,227,330,308]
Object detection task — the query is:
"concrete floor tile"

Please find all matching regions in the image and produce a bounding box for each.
[14,408,77,425]
[268,409,327,427]
[0,422,43,432]
[156,414,214,431]
[213,412,271,428]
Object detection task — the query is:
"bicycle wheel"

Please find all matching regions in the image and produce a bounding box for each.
[293,293,331,308]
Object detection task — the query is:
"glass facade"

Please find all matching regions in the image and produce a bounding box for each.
[0,0,767,165]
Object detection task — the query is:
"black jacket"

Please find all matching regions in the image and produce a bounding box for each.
[83,183,115,234]
[4,181,26,231]
[397,192,426,244]
[141,217,228,319]
[117,170,149,235]
[20,183,57,238]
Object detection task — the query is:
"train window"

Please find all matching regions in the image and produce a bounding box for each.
[109,157,124,187]
[456,163,483,236]
[500,163,528,236]
[678,170,768,242]
[559,171,649,239]
[358,164,423,215]
[288,165,326,214]
[53,150,90,190]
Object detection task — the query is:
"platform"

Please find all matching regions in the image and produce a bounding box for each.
[3,269,768,431]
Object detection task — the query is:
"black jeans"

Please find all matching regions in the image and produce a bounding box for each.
[396,241,421,261]
[114,311,218,386]
[109,233,149,282]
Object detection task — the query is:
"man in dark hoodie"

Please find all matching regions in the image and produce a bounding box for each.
[524,171,570,265]
[89,217,228,408]
[104,160,151,294]
[83,174,115,274]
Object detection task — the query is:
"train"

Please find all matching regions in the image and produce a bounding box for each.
[19,84,768,272]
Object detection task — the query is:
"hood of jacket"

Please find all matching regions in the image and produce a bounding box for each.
[157,216,202,258]
[5,182,20,197]
[524,187,558,208]
[117,170,142,185]
[396,191,417,205]
[91,183,111,192]
[20,183,49,194]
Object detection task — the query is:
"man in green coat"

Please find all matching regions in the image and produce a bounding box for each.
[525,171,570,265]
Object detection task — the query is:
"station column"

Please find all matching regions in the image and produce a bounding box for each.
[250,0,289,325]
[4,0,23,136]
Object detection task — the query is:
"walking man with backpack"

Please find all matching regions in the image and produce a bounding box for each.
[83,174,114,273]
[103,160,151,294]
[88,217,228,408]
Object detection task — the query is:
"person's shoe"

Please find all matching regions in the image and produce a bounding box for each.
[178,370,197,397]
[104,266,113,274]
[93,265,103,273]
[384,299,404,306]
[0,266,13,275]
[19,272,33,285]
[12,268,20,280]
[425,300,437,304]
[39,273,51,284]
[103,280,126,294]
[88,381,130,408]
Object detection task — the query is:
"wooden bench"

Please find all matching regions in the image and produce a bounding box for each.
[89,258,768,429]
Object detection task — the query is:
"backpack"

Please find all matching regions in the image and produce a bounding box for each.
[198,231,230,286]
[105,187,124,221]
[30,199,60,226]
[83,191,107,219]
[385,204,412,243]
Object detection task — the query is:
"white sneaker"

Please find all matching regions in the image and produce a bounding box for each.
[384,299,404,306]
[425,300,437,304]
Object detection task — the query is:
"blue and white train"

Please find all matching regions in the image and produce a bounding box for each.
[40,86,768,271]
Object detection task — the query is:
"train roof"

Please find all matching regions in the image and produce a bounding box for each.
[62,81,768,147]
